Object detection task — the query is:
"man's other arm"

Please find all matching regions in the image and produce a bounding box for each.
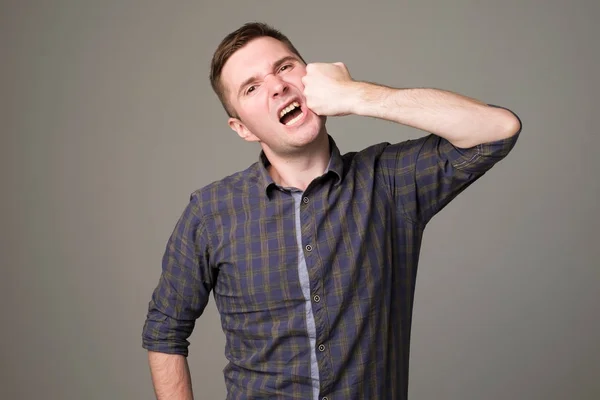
[148,351,193,400]
[142,192,215,399]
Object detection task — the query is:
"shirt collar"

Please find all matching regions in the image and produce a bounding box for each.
[257,134,344,198]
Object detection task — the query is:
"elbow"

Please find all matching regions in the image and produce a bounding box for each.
[454,105,522,149]
[502,108,522,139]
[492,105,522,141]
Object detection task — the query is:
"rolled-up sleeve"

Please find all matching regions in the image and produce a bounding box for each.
[440,104,522,174]
[142,192,214,356]
[381,104,522,225]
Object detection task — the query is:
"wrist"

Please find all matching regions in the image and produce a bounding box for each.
[345,81,368,115]
[346,81,393,117]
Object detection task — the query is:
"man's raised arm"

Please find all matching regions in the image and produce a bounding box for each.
[301,62,521,148]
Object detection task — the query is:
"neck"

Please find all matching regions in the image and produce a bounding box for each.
[264,131,330,191]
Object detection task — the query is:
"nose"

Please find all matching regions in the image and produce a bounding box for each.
[265,74,288,98]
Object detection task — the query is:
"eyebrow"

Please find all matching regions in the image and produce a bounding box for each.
[236,56,299,97]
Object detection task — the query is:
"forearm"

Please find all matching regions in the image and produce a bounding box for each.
[348,82,521,148]
[148,351,194,400]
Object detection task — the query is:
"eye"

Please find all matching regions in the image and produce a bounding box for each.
[246,85,256,95]
[279,64,292,72]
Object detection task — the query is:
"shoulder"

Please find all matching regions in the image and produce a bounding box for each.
[188,162,262,218]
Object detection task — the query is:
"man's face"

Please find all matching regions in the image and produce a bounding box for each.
[221,37,325,155]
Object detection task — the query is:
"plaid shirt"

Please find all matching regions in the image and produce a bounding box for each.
[142,107,521,400]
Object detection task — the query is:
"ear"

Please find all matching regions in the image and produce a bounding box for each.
[228,117,259,142]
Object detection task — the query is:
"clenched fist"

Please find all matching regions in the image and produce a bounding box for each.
[301,62,358,116]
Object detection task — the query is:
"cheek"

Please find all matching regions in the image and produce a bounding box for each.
[240,99,262,117]
[240,103,272,130]
[292,74,306,91]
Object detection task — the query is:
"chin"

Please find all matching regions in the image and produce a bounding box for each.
[290,119,324,145]
[296,112,325,135]
[270,110,327,151]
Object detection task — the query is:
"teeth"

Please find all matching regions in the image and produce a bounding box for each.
[279,101,300,118]
[285,111,304,126]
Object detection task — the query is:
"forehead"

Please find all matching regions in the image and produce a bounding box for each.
[221,36,298,93]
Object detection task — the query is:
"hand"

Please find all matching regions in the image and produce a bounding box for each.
[301,62,358,116]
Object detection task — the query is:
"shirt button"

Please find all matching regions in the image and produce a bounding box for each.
[318,344,326,352]
[313,294,320,303]
[305,244,312,252]
[303,197,309,204]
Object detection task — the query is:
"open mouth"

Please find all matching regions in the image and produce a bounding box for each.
[279,101,304,126]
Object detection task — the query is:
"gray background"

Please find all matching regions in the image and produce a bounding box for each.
[2,0,599,399]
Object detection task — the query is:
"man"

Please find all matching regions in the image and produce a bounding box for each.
[142,22,522,400]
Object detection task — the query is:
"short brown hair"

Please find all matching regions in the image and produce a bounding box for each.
[209,22,306,118]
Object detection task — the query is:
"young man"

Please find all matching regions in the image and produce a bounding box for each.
[142,22,522,400]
